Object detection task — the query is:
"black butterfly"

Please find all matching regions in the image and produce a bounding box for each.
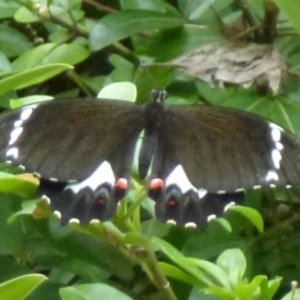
[0,90,300,227]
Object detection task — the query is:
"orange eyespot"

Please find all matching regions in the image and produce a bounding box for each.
[149,178,164,190]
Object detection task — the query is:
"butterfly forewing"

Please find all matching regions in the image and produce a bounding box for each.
[1,98,144,182]
[151,105,300,193]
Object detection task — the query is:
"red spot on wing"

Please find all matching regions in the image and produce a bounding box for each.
[149,178,164,191]
[115,178,128,190]
[168,198,177,207]
[97,198,106,207]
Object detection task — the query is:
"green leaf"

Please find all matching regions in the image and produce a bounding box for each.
[0,24,31,58]
[8,199,41,223]
[274,0,300,33]
[12,43,90,72]
[98,82,137,101]
[0,63,72,96]
[258,276,282,300]
[123,232,150,248]
[0,177,37,198]
[0,1,20,19]
[187,258,231,288]
[229,206,264,233]
[281,287,300,300]
[14,6,39,23]
[205,285,236,300]
[60,283,133,300]
[120,0,179,15]
[0,274,47,300]
[10,95,53,108]
[0,51,12,73]
[158,262,203,286]
[152,237,216,286]
[216,249,246,285]
[90,10,183,51]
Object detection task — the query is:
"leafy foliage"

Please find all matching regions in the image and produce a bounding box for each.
[1,0,300,299]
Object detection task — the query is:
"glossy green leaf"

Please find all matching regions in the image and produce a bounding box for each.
[187,258,231,288]
[152,237,216,286]
[10,95,53,108]
[274,0,300,33]
[216,249,246,285]
[123,232,150,247]
[228,206,264,233]
[0,24,31,58]
[98,82,137,101]
[90,10,183,51]
[263,278,282,300]
[14,6,39,23]
[205,285,235,300]
[8,199,41,223]
[0,177,37,197]
[120,0,179,14]
[0,63,72,96]
[60,283,133,300]
[281,287,300,300]
[0,274,47,300]
[0,51,12,72]
[234,276,265,299]
[12,43,89,72]
[0,1,20,19]
[158,262,203,286]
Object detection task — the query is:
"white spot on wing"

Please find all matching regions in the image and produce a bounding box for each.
[14,120,23,128]
[90,219,100,224]
[217,190,226,194]
[265,170,279,181]
[271,149,282,169]
[66,161,115,193]
[54,211,61,218]
[166,219,177,225]
[224,202,235,212]
[270,126,281,142]
[6,147,19,159]
[198,189,207,198]
[9,127,23,145]
[69,218,80,224]
[20,106,36,121]
[275,142,283,151]
[207,214,216,222]
[184,222,197,228]
[41,195,51,204]
[265,122,284,183]
[166,165,196,193]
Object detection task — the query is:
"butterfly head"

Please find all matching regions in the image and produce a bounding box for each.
[151,90,167,104]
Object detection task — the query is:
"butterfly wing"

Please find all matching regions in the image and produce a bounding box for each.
[0,98,144,181]
[0,98,144,223]
[149,105,300,226]
[152,105,300,192]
